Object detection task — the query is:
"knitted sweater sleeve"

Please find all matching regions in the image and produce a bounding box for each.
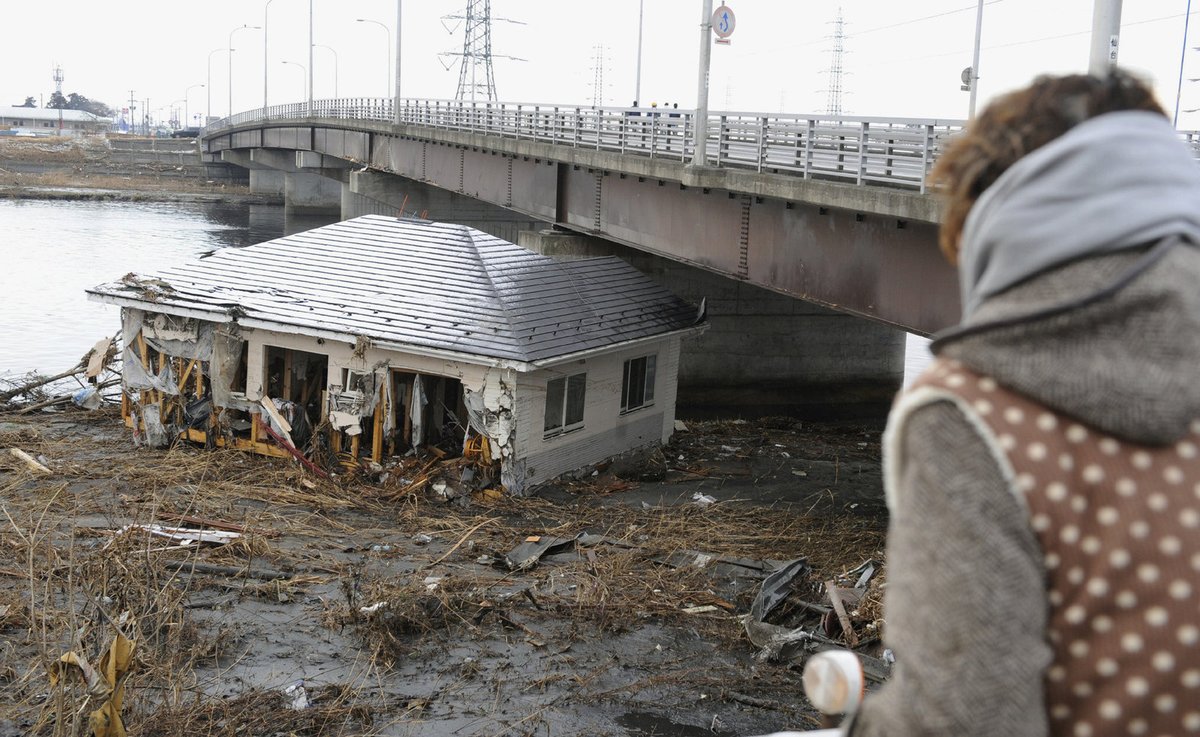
[846,400,1053,737]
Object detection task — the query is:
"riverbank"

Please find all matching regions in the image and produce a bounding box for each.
[0,405,887,736]
[0,134,257,204]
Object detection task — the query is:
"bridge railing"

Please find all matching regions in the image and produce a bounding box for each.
[204,98,971,193]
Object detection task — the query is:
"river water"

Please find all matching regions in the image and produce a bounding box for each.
[0,197,933,384]
[0,198,336,379]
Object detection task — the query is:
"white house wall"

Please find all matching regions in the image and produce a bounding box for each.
[517,336,681,486]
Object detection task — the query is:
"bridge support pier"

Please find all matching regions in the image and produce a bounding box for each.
[519,229,905,420]
[345,170,547,243]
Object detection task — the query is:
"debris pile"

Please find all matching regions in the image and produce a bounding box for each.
[0,335,119,414]
[0,408,888,736]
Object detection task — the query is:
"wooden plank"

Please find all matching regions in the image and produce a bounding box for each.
[371,383,385,462]
[259,396,292,434]
[825,580,859,648]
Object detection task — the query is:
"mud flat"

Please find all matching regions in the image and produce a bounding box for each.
[0,406,887,737]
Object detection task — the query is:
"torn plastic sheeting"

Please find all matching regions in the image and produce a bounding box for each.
[328,410,363,435]
[410,374,426,449]
[210,326,244,410]
[382,369,396,437]
[123,524,241,546]
[143,315,214,362]
[48,621,137,737]
[500,532,585,571]
[121,346,180,395]
[140,404,169,448]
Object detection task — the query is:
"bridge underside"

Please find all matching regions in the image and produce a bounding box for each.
[205,120,960,336]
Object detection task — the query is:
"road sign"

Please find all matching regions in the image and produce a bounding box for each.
[712,3,736,40]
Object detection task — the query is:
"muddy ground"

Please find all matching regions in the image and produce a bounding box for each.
[0,406,887,737]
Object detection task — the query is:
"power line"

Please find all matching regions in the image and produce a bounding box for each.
[850,0,1005,39]
[891,9,1200,64]
[737,1,1006,58]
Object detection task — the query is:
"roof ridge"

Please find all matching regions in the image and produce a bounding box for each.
[466,226,532,361]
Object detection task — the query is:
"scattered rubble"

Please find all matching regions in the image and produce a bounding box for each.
[0,401,888,736]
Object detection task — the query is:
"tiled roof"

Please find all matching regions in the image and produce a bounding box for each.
[88,215,702,364]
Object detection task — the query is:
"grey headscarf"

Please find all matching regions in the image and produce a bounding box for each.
[957,110,1200,319]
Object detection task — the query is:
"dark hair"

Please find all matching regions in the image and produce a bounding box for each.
[930,70,1167,263]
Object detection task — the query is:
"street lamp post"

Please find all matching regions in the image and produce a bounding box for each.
[229,23,262,118]
[206,48,229,123]
[314,44,338,98]
[184,84,204,128]
[264,0,279,114]
[281,61,307,101]
[356,18,392,97]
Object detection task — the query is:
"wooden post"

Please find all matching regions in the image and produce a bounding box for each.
[281,350,293,401]
[371,383,385,462]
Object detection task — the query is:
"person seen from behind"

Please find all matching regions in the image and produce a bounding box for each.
[846,70,1200,736]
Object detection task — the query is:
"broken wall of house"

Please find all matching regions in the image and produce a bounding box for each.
[463,367,521,492]
[121,308,233,447]
[517,337,682,487]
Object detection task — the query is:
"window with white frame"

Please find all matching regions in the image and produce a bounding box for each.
[544,372,587,436]
[621,355,656,413]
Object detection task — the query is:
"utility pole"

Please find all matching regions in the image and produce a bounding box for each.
[129,90,136,134]
[635,0,644,105]
[692,0,713,166]
[968,0,984,118]
[1173,0,1193,127]
[1088,0,1123,75]
[394,0,403,124]
[308,0,314,116]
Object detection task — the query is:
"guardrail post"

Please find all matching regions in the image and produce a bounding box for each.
[857,122,868,186]
[920,124,934,194]
[574,108,582,148]
[757,117,768,173]
[804,119,815,179]
[715,115,727,166]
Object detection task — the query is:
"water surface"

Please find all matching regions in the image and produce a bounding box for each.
[0,199,333,377]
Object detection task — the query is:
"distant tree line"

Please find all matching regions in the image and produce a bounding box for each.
[11,93,115,117]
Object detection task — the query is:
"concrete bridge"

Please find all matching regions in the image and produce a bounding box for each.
[201,98,967,416]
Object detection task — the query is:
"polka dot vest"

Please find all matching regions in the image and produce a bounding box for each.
[905,358,1200,736]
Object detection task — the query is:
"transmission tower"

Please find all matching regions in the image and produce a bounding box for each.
[440,0,525,102]
[588,46,610,107]
[52,64,65,131]
[823,8,846,117]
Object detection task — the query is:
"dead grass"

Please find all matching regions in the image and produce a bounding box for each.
[0,409,887,734]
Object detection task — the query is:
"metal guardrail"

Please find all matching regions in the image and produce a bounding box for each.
[203,98,1200,194]
[205,98,964,194]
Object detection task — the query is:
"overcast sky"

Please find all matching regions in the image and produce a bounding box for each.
[1,1,1195,126]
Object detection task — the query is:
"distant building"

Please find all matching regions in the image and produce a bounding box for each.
[87,216,707,493]
[0,106,111,137]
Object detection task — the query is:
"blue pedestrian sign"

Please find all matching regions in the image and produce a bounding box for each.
[712,3,736,39]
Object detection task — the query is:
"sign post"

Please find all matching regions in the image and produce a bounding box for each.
[693,2,735,166]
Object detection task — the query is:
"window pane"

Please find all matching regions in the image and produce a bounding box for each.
[631,357,646,409]
[621,359,631,411]
[644,355,656,403]
[565,373,586,426]
[544,377,565,432]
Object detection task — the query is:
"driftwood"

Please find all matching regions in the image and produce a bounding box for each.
[11,378,119,415]
[8,448,51,475]
[0,363,85,404]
